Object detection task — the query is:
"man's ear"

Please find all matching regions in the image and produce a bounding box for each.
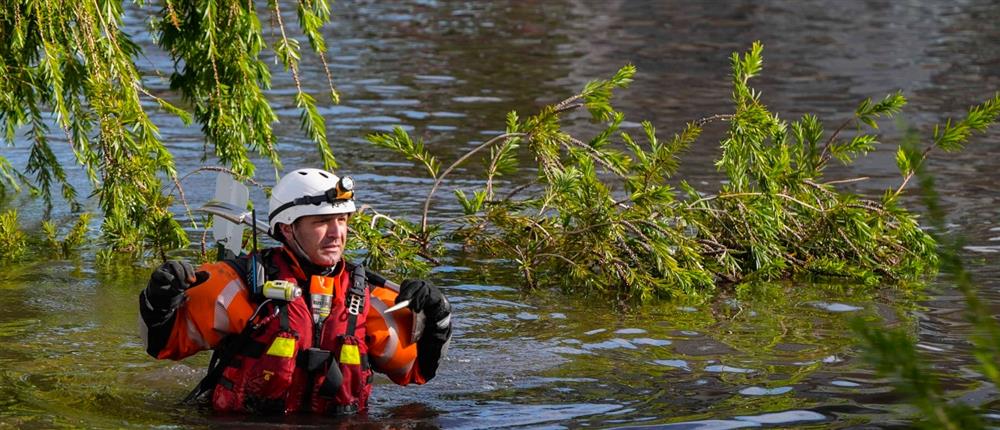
[279,223,294,240]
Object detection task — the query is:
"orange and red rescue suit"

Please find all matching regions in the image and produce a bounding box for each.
[139,247,430,415]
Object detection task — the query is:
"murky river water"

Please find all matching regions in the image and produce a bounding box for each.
[2,0,1000,428]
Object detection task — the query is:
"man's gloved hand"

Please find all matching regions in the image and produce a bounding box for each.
[397,279,452,380]
[398,279,451,337]
[144,261,207,311]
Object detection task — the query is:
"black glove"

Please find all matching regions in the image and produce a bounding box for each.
[397,279,452,380]
[139,261,207,358]
[144,261,208,311]
[398,279,451,335]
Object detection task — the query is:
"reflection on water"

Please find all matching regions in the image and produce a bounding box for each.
[3,0,1000,428]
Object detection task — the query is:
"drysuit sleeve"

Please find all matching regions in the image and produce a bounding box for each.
[139,262,255,360]
[366,285,438,385]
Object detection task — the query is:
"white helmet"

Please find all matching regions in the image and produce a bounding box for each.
[268,168,356,238]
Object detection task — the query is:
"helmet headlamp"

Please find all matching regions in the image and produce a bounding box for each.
[268,176,355,221]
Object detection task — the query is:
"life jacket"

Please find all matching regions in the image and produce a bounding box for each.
[143,246,429,413]
[204,248,373,415]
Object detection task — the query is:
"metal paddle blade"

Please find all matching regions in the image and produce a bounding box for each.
[383,300,410,314]
[197,201,271,237]
[212,173,250,255]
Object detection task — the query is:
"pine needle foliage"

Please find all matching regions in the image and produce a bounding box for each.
[347,209,432,278]
[372,42,999,301]
[0,0,342,257]
[853,125,1000,429]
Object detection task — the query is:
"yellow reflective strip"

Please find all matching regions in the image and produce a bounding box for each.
[340,344,361,365]
[266,337,296,358]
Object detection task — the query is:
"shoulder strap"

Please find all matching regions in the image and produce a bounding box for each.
[345,263,368,336]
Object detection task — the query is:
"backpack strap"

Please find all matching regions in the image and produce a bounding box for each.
[345,263,368,336]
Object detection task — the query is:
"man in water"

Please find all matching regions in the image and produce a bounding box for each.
[139,168,451,415]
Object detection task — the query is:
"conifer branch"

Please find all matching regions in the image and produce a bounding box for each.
[420,132,526,235]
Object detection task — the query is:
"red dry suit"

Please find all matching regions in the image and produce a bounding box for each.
[139,247,429,415]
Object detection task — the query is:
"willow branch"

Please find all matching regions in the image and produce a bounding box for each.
[696,114,734,126]
[485,135,520,198]
[818,118,853,164]
[823,176,870,185]
[167,165,266,197]
[421,132,527,235]
[172,174,199,229]
[688,192,822,212]
[565,136,626,176]
[892,146,934,197]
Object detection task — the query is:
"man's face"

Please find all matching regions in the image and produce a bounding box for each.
[281,213,349,267]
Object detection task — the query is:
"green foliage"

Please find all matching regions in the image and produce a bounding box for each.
[0,209,27,261]
[373,42,998,302]
[454,189,488,216]
[41,212,91,257]
[347,210,431,278]
[0,209,89,261]
[0,0,342,258]
[853,318,982,429]
[856,91,906,129]
[933,92,1000,152]
[0,0,176,256]
[853,111,1000,429]
[854,123,1000,429]
[367,127,441,179]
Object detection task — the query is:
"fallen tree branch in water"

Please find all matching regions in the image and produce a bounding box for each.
[354,42,999,301]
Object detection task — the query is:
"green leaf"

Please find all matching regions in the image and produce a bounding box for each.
[856,91,906,130]
[367,127,440,178]
[933,92,1000,152]
[895,147,912,176]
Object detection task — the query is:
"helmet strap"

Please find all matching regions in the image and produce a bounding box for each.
[285,223,312,263]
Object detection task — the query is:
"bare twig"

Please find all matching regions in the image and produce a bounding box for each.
[846,202,887,216]
[837,227,864,261]
[553,102,585,115]
[564,136,626,176]
[823,176,870,186]
[620,220,656,255]
[696,114,735,126]
[688,192,822,212]
[536,252,583,272]
[172,174,199,229]
[271,1,302,93]
[497,181,535,203]
[167,166,266,196]
[554,94,583,111]
[421,132,527,234]
[485,134,521,198]
[818,118,853,164]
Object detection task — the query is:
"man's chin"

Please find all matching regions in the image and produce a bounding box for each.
[311,252,342,267]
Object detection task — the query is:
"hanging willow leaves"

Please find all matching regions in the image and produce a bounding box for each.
[0,0,342,257]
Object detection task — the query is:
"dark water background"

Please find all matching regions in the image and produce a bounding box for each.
[2,0,1000,428]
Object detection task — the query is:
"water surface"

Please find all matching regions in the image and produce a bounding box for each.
[3,0,1000,428]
